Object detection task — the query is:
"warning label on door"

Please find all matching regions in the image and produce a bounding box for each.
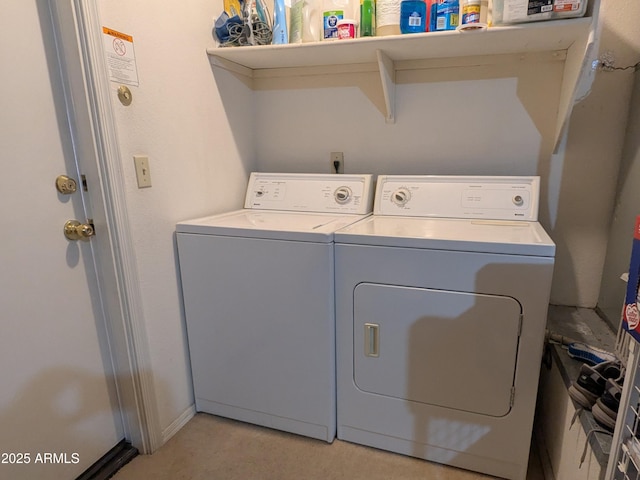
[102,27,139,87]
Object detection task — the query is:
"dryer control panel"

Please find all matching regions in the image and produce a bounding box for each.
[245,173,374,214]
[375,175,539,221]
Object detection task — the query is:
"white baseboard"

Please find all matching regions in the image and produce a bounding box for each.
[162,404,197,444]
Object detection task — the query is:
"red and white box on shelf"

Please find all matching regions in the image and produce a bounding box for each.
[623,215,640,342]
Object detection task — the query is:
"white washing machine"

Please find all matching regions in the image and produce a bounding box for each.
[334,175,555,479]
[176,172,373,443]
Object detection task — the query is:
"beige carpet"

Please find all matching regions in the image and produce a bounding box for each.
[113,413,544,480]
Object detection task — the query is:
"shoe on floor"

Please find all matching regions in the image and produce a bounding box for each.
[592,377,624,432]
[567,342,618,366]
[568,360,621,410]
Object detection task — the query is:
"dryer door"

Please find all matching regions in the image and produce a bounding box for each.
[353,283,522,417]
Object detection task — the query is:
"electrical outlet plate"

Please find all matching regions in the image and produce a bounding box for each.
[330,152,344,174]
[134,155,152,188]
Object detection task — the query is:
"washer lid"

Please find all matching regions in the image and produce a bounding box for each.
[176,209,371,242]
[334,216,556,256]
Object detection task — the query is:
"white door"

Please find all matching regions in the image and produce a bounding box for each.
[0,2,124,478]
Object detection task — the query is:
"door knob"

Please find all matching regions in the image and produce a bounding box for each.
[64,220,95,241]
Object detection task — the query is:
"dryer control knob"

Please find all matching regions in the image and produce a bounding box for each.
[513,195,524,206]
[391,188,411,206]
[334,186,352,204]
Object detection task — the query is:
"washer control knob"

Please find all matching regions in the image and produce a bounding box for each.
[513,195,524,206]
[391,188,411,206]
[334,186,352,204]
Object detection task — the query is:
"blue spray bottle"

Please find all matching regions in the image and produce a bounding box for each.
[272,0,289,44]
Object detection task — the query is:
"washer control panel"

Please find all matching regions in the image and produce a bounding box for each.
[375,175,540,221]
[245,173,374,214]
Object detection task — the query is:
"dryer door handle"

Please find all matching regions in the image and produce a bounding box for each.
[364,323,379,357]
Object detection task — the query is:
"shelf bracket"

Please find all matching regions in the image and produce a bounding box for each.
[376,50,396,124]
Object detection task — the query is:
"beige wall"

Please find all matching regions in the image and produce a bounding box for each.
[95,0,640,442]
[97,1,254,437]
[253,0,640,309]
[550,0,640,307]
[599,70,640,324]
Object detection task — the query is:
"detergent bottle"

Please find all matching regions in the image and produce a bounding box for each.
[302,0,322,42]
[322,0,354,40]
[291,0,322,42]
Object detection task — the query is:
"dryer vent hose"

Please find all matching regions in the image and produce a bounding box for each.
[544,329,579,346]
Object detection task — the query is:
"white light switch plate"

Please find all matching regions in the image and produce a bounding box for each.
[134,155,152,188]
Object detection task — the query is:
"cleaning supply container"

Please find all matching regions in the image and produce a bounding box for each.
[322,0,355,39]
[433,0,459,30]
[301,0,322,42]
[272,0,289,43]
[492,0,588,24]
[337,18,357,38]
[360,0,376,36]
[400,0,426,33]
[460,0,481,25]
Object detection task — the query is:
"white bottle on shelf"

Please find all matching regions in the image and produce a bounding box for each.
[302,0,322,41]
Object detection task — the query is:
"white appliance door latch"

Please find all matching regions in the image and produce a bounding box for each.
[364,323,379,357]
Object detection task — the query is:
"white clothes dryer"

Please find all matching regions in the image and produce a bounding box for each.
[334,175,555,479]
[176,172,373,443]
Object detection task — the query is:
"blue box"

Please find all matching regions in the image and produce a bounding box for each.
[434,0,459,31]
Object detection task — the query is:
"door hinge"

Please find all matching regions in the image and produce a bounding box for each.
[81,174,88,192]
[510,386,516,407]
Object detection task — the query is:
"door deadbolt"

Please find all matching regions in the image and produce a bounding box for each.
[56,175,78,195]
[64,220,95,241]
